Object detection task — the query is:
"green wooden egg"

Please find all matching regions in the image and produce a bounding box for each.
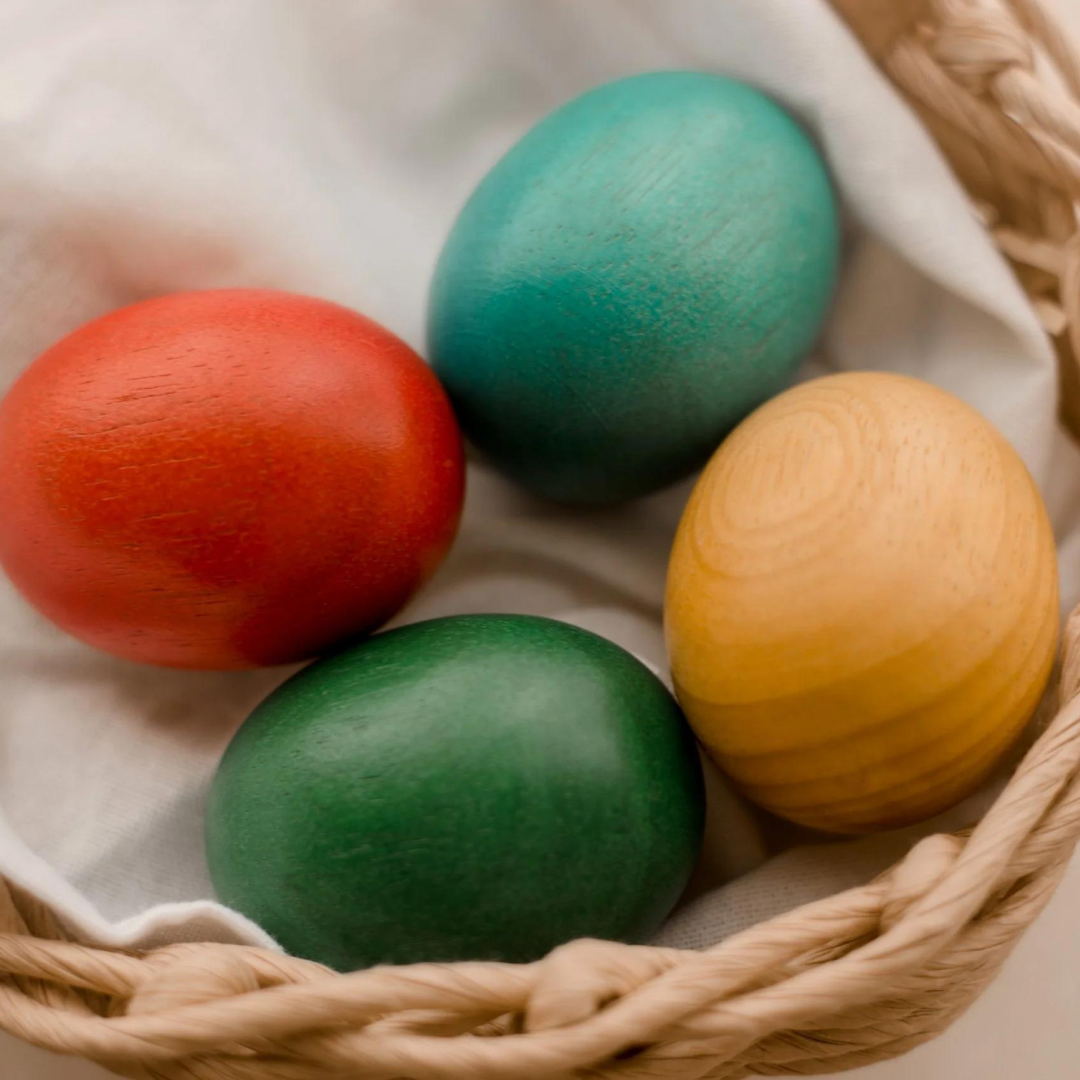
[205,614,704,970]
[428,71,839,504]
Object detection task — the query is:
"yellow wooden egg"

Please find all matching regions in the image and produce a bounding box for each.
[665,371,1059,833]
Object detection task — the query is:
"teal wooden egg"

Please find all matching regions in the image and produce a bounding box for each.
[428,71,839,504]
[205,614,704,970]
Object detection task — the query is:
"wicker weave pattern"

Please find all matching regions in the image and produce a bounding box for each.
[835,0,1080,430]
[4,1,1080,1076]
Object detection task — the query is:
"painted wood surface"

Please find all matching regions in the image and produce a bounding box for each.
[429,71,839,505]
[0,289,464,669]
[207,614,705,970]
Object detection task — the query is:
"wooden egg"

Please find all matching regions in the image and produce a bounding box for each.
[428,71,839,505]
[665,372,1059,833]
[0,289,464,669]
[206,614,704,970]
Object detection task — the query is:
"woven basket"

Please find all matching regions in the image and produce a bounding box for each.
[5,0,1080,1076]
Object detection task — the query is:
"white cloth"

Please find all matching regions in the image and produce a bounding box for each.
[2,1,1080,1077]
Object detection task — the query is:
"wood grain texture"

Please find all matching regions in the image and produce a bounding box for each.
[428,71,839,505]
[206,614,705,971]
[0,289,465,669]
[665,372,1059,832]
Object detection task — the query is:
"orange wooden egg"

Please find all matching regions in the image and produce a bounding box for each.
[665,372,1059,832]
